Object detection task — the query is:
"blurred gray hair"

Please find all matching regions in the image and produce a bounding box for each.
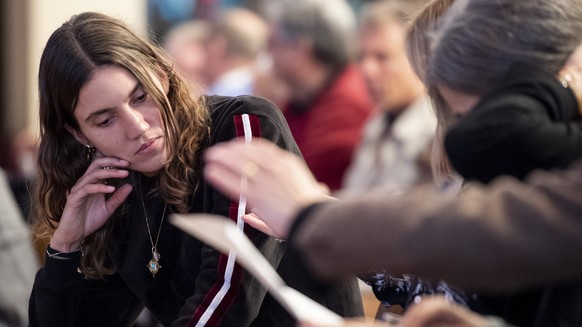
[210,8,268,60]
[429,0,582,95]
[359,0,430,28]
[265,0,357,69]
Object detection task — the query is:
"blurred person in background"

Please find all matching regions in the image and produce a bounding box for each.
[0,128,38,219]
[340,0,452,318]
[0,167,39,327]
[342,0,434,196]
[264,0,374,191]
[203,7,269,97]
[163,19,210,92]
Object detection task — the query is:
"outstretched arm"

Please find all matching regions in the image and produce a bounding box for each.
[205,138,582,293]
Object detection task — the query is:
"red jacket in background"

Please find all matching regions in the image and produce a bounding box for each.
[284,65,374,191]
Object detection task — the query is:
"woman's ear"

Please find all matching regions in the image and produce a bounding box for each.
[64,124,90,147]
[559,42,582,115]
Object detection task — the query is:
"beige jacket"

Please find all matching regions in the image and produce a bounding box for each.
[293,160,582,293]
[341,95,436,196]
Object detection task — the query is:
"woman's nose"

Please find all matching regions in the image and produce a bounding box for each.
[126,108,149,139]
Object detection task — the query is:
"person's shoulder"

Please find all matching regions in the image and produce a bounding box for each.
[204,94,285,121]
[205,94,279,113]
[204,95,299,154]
[319,69,373,116]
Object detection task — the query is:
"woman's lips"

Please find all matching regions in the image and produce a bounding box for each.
[136,137,159,155]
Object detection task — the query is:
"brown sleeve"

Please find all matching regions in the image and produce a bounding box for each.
[293,160,582,293]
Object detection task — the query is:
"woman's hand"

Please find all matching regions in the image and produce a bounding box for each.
[50,157,132,252]
[400,296,497,327]
[242,212,280,238]
[559,41,582,115]
[204,140,332,238]
[297,319,390,327]
[297,297,501,327]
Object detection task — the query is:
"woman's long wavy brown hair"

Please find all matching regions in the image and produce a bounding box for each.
[32,12,210,279]
[406,0,458,188]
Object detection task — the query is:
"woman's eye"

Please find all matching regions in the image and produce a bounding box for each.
[97,117,113,127]
[134,93,148,104]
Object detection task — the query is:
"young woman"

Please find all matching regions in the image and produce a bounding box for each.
[28,12,362,327]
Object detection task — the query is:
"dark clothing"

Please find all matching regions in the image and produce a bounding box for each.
[445,68,582,326]
[29,95,363,327]
[445,67,582,183]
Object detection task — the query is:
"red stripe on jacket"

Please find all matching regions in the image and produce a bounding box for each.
[186,114,261,326]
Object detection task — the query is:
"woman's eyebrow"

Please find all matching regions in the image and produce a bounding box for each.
[83,82,141,122]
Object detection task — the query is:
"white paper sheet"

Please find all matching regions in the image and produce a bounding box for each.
[170,213,344,325]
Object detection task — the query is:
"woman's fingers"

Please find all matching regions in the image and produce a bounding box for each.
[88,156,130,171]
[401,296,490,327]
[52,157,132,252]
[71,157,130,192]
[106,183,133,213]
[205,140,333,238]
[66,183,116,207]
[296,318,388,327]
[242,212,280,238]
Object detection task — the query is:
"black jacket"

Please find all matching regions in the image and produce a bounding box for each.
[445,67,582,183]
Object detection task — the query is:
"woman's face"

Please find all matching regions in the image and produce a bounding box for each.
[70,65,168,176]
[438,85,480,116]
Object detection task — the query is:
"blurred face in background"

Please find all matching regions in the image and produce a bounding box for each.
[359,19,425,113]
[267,26,303,89]
[163,20,210,88]
[170,40,207,84]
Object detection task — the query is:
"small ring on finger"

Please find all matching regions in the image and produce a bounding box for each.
[242,162,260,177]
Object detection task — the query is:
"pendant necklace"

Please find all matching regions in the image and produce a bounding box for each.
[139,178,167,277]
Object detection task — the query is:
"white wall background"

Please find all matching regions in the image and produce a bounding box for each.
[2,0,147,135]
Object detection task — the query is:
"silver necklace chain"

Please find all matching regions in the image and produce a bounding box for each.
[138,177,167,277]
